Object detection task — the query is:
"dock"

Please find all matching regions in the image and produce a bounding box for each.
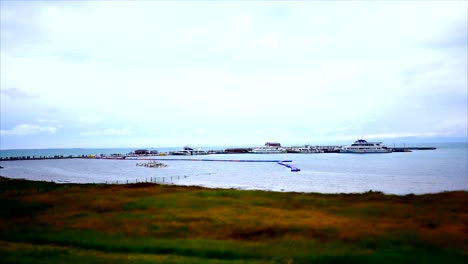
[391,147,437,152]
[0,145,437,161]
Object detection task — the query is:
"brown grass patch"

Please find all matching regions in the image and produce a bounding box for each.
[1,179,467,251]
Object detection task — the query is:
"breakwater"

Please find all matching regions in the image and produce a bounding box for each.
[0,155,87,161]
[0,145,438,161]
[123,157,300,172]
[392,147,437,152]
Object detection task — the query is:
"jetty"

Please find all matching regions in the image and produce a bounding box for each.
[0,155,88,161]
[0,143,437,161]
[391,147,437,152]
[277,161,301,172]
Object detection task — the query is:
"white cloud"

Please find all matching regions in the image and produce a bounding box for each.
[1,1,466,148]
[37,118,60,124]
[80,128,132,136]
[0,124,56,135]
[104,128,132,136]
[0,87,37,99]
[79,115,101,124]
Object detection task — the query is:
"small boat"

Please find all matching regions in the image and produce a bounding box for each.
[171,150,191,155]
[340,139,392,153]
[297,147,323,153]
[171,145,194,156]
[249,147,286,154]
[286,147,322,153]
[192,148,208,155]
[286,148,301,153]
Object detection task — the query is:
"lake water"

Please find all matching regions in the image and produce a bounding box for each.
[1,143,467,195]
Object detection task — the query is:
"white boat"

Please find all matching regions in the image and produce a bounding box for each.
[171,150,191,155]
[297,146,323,153]
[171,146,194,156]
[249,147,286,154]
[340,139,392,153]
[287,147,322,153]
[192,148,208,155]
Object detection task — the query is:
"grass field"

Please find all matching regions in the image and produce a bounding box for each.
[0,176,466,263]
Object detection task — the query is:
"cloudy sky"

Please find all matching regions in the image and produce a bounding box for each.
[1,1,467,149]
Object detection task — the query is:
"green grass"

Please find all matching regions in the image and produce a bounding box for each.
[1,231,465,264]
[2,227,465,263]
[0,177,466,263]
[0,199,53,218]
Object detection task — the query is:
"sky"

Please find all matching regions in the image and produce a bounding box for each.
[1,1,467,149]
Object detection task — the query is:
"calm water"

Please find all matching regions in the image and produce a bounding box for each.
[1,143,467,195]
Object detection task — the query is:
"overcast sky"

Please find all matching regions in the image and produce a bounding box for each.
[1,1,467,149]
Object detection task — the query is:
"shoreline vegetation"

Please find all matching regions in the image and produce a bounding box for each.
[0,176,466,263]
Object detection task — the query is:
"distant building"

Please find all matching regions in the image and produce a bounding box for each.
[183,145,194,151]
[224,148,253,153]
[265,142,281,148]
[134,149,149,155]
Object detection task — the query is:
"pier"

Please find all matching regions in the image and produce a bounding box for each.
[0,155,87,161]
[277,161,301,172]
[125,157,299,172]
[0,145,437,161]
[391,147,437,152]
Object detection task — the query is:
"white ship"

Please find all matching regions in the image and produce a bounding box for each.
[340,139,392,153]
[249,147,286,154]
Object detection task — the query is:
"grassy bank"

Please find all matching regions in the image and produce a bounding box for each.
[0,176,466,263]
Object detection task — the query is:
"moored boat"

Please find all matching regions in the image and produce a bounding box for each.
[340,139,392,153]
[286,146,323,153]
[249,147,286,154]
[170,150,191,155]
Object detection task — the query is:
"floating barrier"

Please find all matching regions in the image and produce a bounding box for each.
[277,161,301,172]
[103,157,301,173]
[125,158,293,163]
